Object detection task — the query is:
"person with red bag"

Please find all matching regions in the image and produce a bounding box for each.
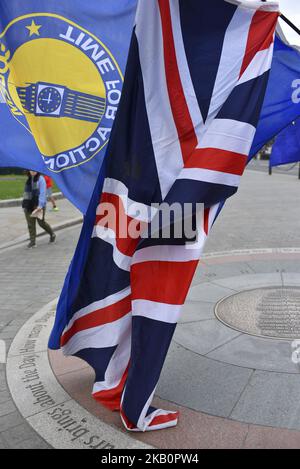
[44,175,59,211]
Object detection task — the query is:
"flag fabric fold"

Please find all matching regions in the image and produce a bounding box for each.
[49,10,300,352]
[50,0,279,431]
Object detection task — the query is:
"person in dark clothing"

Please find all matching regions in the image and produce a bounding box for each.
[22,171,56,248]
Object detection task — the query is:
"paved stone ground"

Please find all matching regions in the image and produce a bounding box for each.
[248,159,300,177]
[0,226,81,448]
[0,198,80,247]
[0,166,300,448]
[205,169,300,251]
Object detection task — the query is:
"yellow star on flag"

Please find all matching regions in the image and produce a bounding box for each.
[26,20,42,37]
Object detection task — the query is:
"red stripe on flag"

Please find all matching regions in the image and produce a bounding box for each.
[131,260,199,305]
[95,192,146,256]
[240,10,278,78]
[149,411,179,427]
[120,407,179,430]
[203,208,210,236]
[93,366,129,412]
[158,0,197,163]
[185,148,247,175]
[60,295,131,346]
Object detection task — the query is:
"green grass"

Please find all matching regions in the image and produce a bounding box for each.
[0,174,60,200]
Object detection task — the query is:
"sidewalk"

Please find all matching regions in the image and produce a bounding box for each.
[1,168,300,448]
[0,198,82,249]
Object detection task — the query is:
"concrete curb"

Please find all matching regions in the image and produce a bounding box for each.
[0,192,64,208]
[0,216,82,251]
[6,300,153,449]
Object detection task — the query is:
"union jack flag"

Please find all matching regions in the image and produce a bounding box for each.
[51,0,279,431]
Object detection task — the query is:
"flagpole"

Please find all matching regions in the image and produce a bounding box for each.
[262,0,300,38]
[280,14,300,38]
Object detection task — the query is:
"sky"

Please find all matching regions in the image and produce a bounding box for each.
[278,0,300,46]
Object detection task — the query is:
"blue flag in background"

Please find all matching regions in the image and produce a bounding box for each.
[0,0,136,213]
[250,34,300,159]
[270,118,300,166]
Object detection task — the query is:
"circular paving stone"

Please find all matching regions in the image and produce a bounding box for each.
[215,286,300,340]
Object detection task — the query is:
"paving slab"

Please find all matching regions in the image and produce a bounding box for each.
[0,389,11,404]
[178,301,215,324]
[204,170,300,253]
[187,282,237,303]
[0,410,25,433]
[157,342,253,418]
[192,261,256,285]
[231,370,300,430]
[15,438,50,449]
[1,422,43,449]
[211,272,283,291]
[207,334,299,373]
[242,260,286,274]
[0,400,17,417]
[282,273,300,286]
[174,319,241,355]
[0,198,81,247]
[244,425,300,449]
[8,301,56,357]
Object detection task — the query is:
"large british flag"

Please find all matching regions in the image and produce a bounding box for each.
[51,0,279,431]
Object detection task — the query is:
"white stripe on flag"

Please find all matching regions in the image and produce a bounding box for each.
[100,178,154,222]
[207,6,255,121]
[62,313,132,356]
[132,244,202,265]
[132,299,182,324]
[198,119,256,155]
[63,287,131,334]
[92,225,132,272]
[169,0,205,145]
[178,168,241,187]
[238,45,274,85]
[135,0,184,199]
[225,0,279,12]
[92,328,131,395]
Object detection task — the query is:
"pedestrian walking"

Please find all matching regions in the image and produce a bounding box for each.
[22,171,56,248]
[44,175,59,211]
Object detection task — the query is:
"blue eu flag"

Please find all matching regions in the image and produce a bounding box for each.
[270,118,300,167]
[0,0,136,213]
[250,34,300,159]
